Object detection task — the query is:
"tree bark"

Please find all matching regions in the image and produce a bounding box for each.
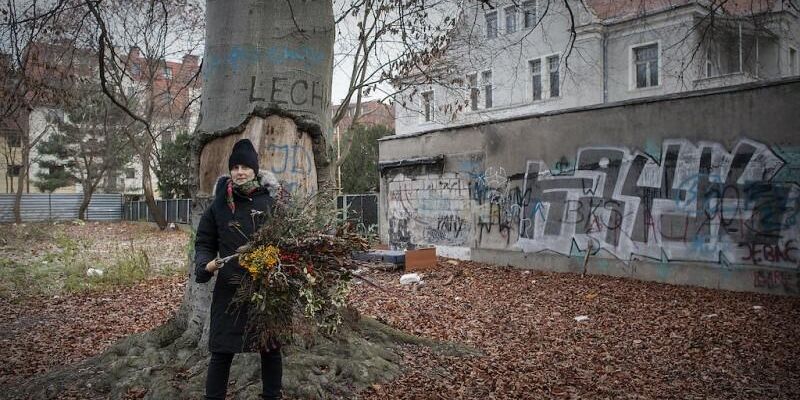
[13,143,29,224]
[141,138,168,229]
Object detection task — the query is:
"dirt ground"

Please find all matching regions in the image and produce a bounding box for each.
[1,223,798,399]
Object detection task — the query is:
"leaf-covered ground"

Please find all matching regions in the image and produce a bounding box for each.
[349,263,800,399]
[1,223,798,398]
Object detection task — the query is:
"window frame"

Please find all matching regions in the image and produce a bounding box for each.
[7,164,22,177]
[504,6,517,34]
[529,58,542,101]
[523,0,537,29]
[466,73,479,111]
[547,54,560,98]
[421,90,435,122]
[481,70,493,109]
[630,41,661,90]
[125,168,136,179]
[485,11,498,39]
[2,128,22,148]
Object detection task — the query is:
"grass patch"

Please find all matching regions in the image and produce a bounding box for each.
[64,248,153,292]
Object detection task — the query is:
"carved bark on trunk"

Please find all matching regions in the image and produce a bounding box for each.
[184,0,334,353]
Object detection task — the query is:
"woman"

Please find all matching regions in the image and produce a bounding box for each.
[194,138,282,400]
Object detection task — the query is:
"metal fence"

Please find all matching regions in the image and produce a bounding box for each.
[337,193,378,236]
[0,193,123,222]
[123,199,192,224]
[121,194,377,228]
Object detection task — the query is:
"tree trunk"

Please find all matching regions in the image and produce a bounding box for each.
[13,144,29,224]
[141,139,168,229]
[78,189,92,220]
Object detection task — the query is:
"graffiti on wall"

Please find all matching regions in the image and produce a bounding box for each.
[387,173,472,248]
[517,139,799,267]
[384,139,798,268]
[469,167,528,246]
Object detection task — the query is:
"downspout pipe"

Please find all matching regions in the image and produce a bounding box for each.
[602,26,609,103]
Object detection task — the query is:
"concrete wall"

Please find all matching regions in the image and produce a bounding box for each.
[379,78,800,295]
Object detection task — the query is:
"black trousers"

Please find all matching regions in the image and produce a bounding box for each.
[204,349,282,400]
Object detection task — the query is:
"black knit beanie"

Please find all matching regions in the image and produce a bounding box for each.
[228,139,259,175]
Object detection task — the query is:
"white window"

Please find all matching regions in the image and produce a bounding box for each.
[633,43,659,88]
[163,66,173,80]
[523,1,537,29]
[530,59,542,101]
[547,55,560,97]
[421,90,434,122]
[790,47,798,75]
[485,11,498,39]
[505,6,517,34]
[467,73,479,111]
[481,70,493,109]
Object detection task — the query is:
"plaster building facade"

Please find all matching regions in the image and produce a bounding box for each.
[394,0,800,135]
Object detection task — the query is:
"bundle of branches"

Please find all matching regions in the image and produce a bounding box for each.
[230,189,370,350]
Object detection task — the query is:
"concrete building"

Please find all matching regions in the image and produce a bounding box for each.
[379,78,800,295]
[394,0,800,135]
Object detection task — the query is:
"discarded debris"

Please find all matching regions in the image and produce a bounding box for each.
[86,268,104,277]
[442,273,455,286]
[399,273,422,285]
[574,315,590,322]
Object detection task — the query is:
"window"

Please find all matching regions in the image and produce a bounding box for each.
[467,73,479,111]
[481,70,493,108]
[7,164,21,177]
[485,11,498,39]
[130,63,141,76]
[523,1,537,28]
[125,168,136,179]
[48,165,64,175]
[530,59,542,101]
[706,61,713,78]
[162,130,173,144]
[547,55,560,98]
[790,47,798,75]
[505,6,517,34]
[164,66,173,80]
[633,43,659,88]
[2,129,21,148]
[421,91,434,122]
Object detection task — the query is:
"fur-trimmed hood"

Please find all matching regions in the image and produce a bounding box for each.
[213,170,281,199]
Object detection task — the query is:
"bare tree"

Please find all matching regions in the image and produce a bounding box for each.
[0,0,92,222]
[84,0,203,229]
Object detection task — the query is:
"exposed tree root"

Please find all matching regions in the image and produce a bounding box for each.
[8,309,479,400]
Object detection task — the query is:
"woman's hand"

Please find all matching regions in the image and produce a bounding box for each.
[205,259,221,274]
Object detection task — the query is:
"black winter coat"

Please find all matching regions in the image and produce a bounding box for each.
[194,174,276,353]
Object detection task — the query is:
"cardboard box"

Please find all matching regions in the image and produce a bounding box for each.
[404,247,436,271]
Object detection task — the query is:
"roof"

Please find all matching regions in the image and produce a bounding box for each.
[584,0,781,21]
